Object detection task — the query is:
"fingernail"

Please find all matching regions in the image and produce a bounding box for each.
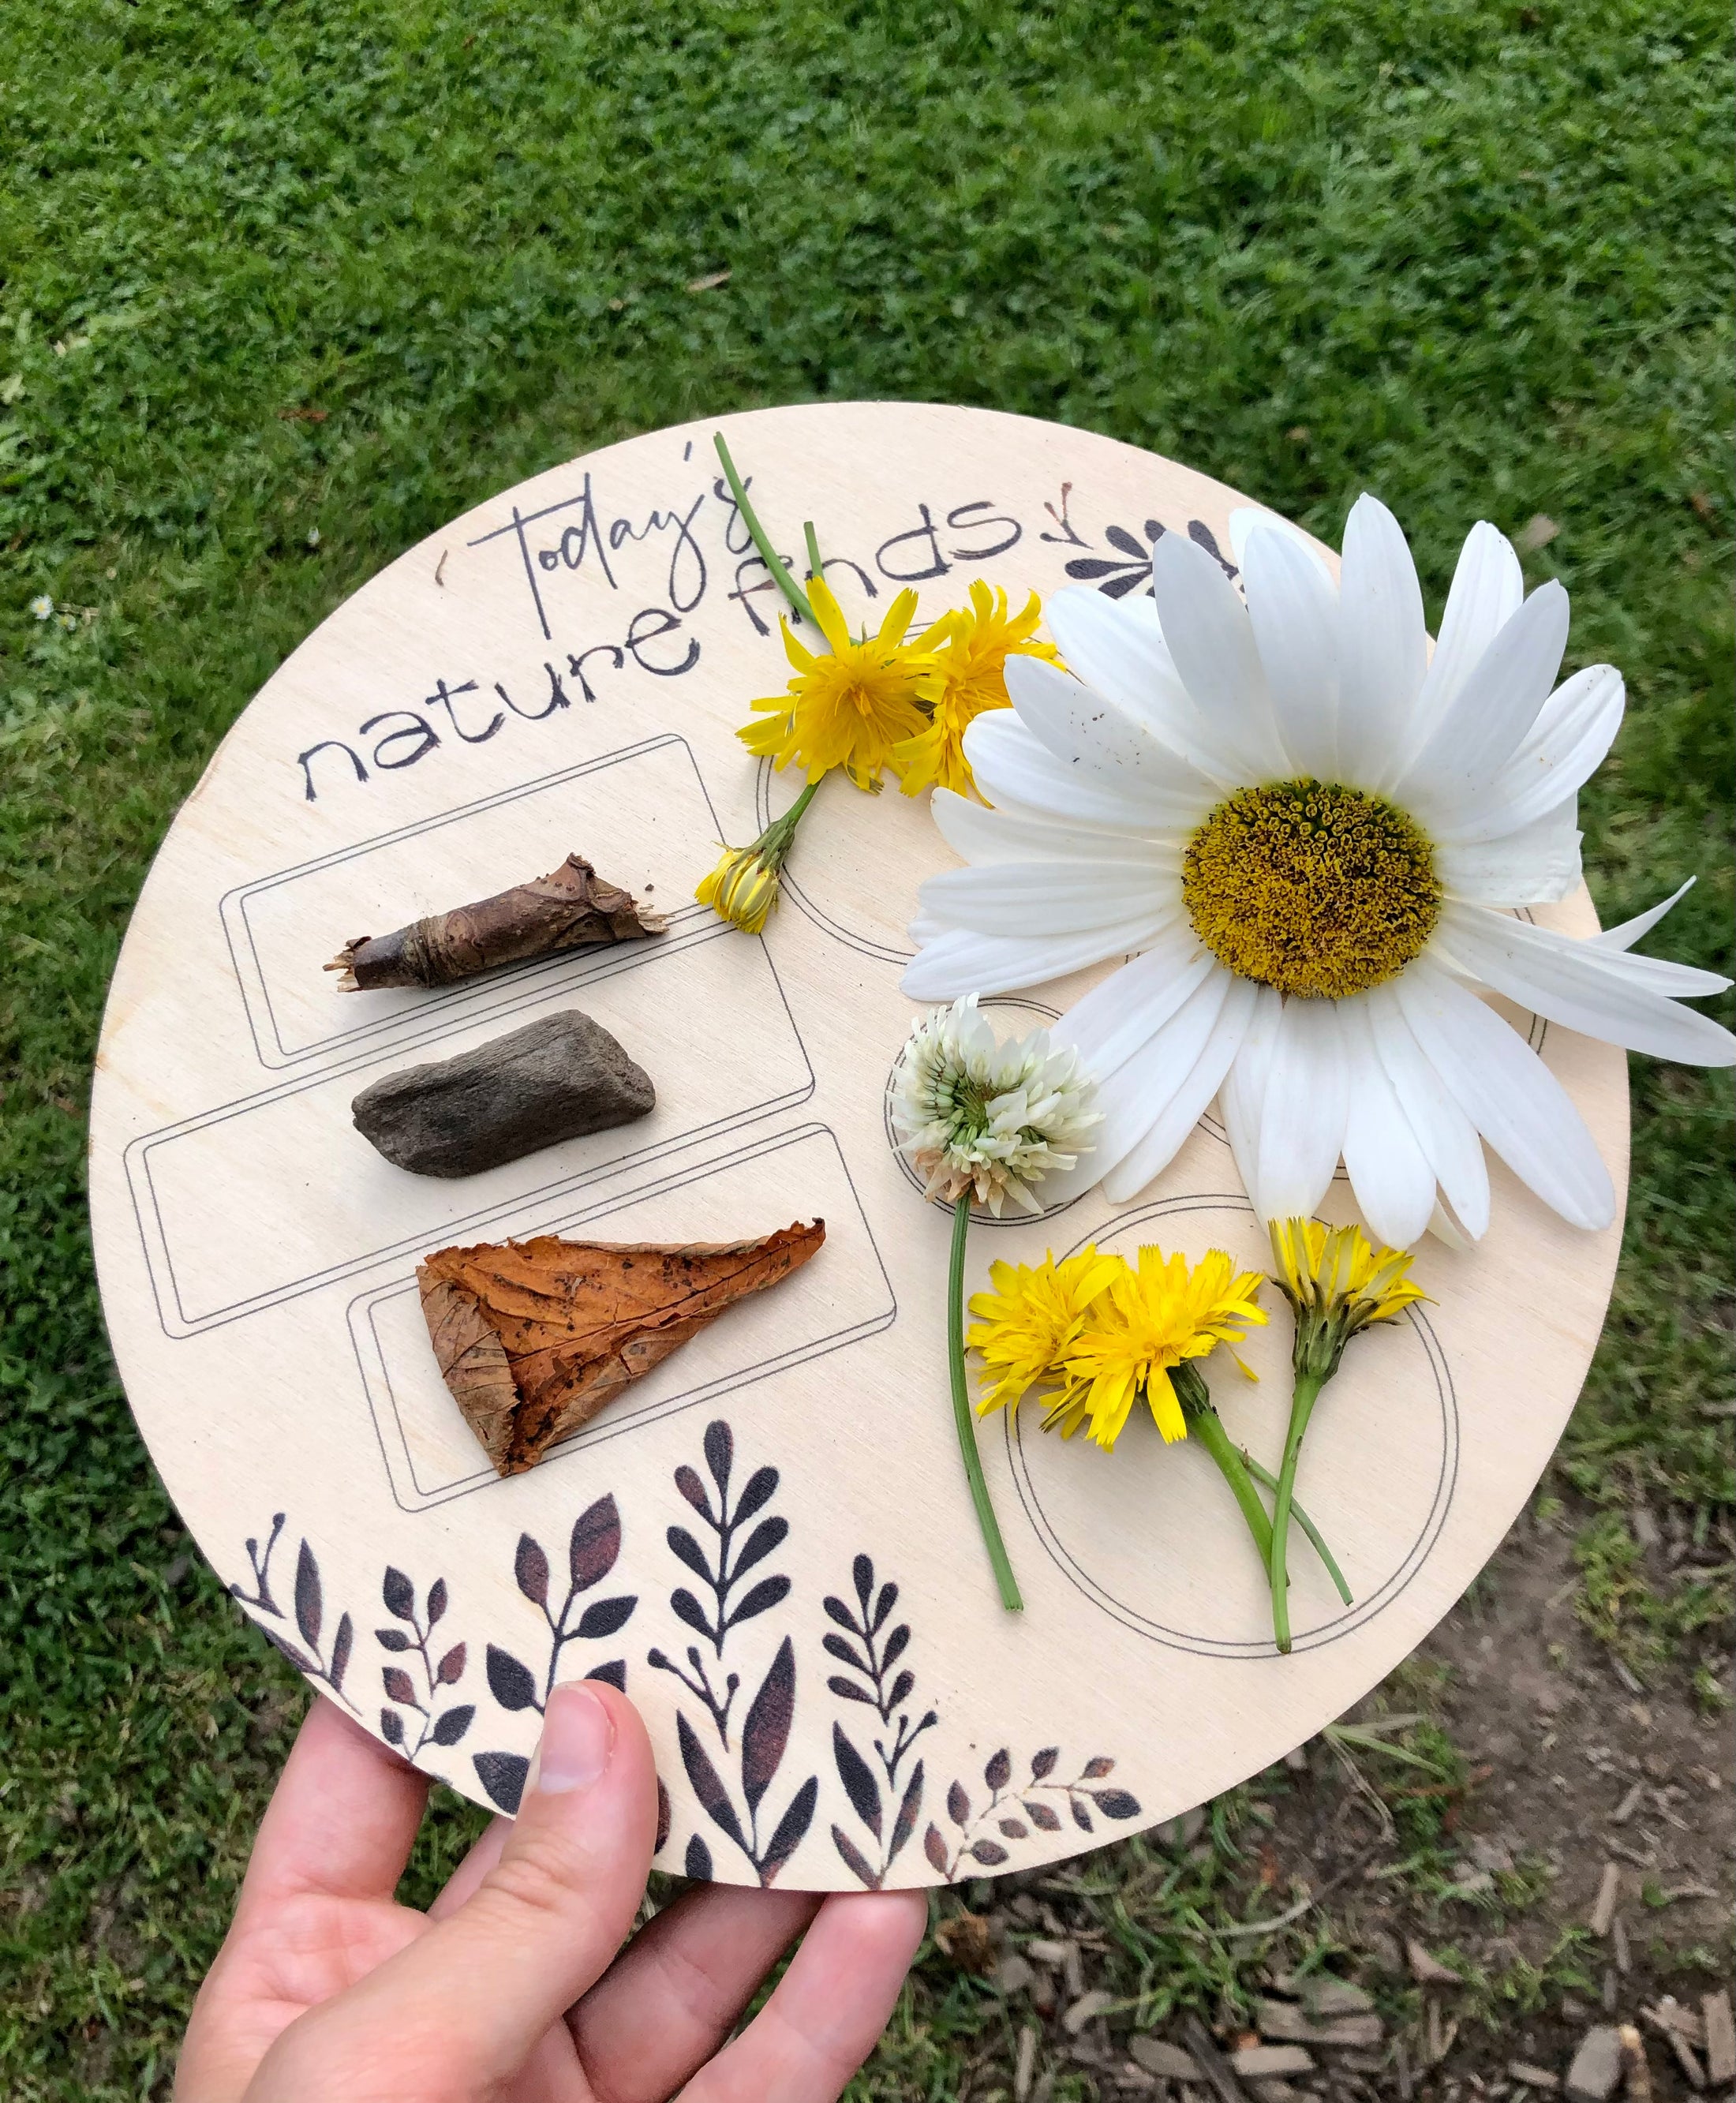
[531,1683,614,1794]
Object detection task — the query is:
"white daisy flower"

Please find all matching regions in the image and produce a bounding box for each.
[890,993,1099,1216]
[902,500,1734,1246]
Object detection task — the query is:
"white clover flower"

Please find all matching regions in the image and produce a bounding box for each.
[903,500,1735,1245]
[29,595,53,621]
[890,994,1099,1216]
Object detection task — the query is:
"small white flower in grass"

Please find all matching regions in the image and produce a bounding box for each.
[902,500,1736,1246]
[29,595,53,621]
[890,994,1100,1216]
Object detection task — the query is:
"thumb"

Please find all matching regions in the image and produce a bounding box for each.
[256,1681,657,2101]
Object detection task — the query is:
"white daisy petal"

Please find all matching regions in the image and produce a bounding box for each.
[917,859,1177,937]
[1430,664,1623,846]
[930,788,1185,868]
[1041,589,1247,787]
[1102,975,1258,1202]
[1241,526,1341,780]
[1338,997,1438,1247]
[900,911,1175,1001]
[1394,961,1616,1228]
[1394,520,1523,770]
[1335,494,1427,784]
[1257,996,1349,1219]
[1590,877,1695,950]
[1435,903,1735,1061]
[1397,579,1570,810]
[1090,968,1234,1188]
[1433,803,1583,905]
[1003,654,1220,816]
[963,709,1206,834]
[1218,982,1283,1217]
[1363,982,1491,1239]
[1228,505,1334,581]
[1051,921,1216,1081]
[1147,533,1289,780]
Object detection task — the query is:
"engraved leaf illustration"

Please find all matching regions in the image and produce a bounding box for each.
[740,1637,795,1815]
[947,1780,970,1828]
[832,1723,882,1839]
[671,1590,716,1643]
[821,1596,857,1633]
[380,1707,405,1746]
[328,1614,354,1692]
[734,1465,779,1524]
[923,1823,949,1875]
[1030,1747,1060,1781]
[473,1750,529,1813]
[426,1577,447,1626]
[1070,1798,1094,1833]
[574,1594,636,1641]
[1081,1755,1114,1779]
[666,1526,713,1585]
[431,1704,475,1748]
[732,1516,788,1579]
[1025,1801,1063,1832]
[703,1418,733,1491]
[889,1762,924,1866]
[871,1581,898,1633]
[655,1778,672,1854]
[685,1833,713,1880]
[759,1775,818,1884]
[724,1575,790,1630]
[831,1824,880,1889]
[677,1712,748,1853]
[436,1643,466,1686]
[969,1839,1009,1866]
[886,1670,915,1710]
[485,1644,541,1712]
[674,1465,713,1522]
[822,1633,871,1675]
[997,1817,1029,1839]
[294,1541,323,1650]
[382,1566,416,1621]
[827,1676,874,1705]
[514,1534,551,1607]
[1092,1788,1142,1820]
[569,1495,621,1593]
[984,1748,1011,1791]
[584,1658,627,1691]
[376,1627,412,1652]
[383,1666,417,1705]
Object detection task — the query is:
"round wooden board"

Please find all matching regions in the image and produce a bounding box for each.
[89,402,1629,1890]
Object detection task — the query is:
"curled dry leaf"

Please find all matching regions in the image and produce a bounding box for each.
[419,1222,826,1475]
[328,853,666,991]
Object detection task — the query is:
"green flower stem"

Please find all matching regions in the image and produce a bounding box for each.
[1269,1369,1330,1653]
[757,776,820,866]
[713,432,813,625]
[803,518,823,579]
[948,1194,1023,1611]
[1178,1386,1274,1566]
[1244,1455,1353,1607]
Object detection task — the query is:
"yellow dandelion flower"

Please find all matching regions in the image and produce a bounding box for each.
[1061,1245,1267,1450]
[966,1245,1121,1416]
[891,581,1061,799]
[739,575,943,790]
[1267,1218,1428,1380]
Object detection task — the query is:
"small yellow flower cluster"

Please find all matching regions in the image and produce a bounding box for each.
[740,574,1058,799]
[967,1242,1267,1450]
[1268,1217,1427,1383]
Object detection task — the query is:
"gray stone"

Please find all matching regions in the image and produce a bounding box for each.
[1230,2043,1315,2077]
[1269,1974,1377,2017]
[1564,2026,1622,2103]
[352,1010,653,1177]
[1257,1997,1382,2047]
[1127,2037,1202,2081]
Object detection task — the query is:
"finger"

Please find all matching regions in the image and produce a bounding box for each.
[425,1813,511,1922]
[570,1883,821,2103]
[683,1889,926,2103]
[238,1696,430,1912]
[253,1679,657,2099]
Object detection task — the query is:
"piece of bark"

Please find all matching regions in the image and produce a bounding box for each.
[352,1011,653,1177]
[329,854,665,991]
[419,1222,825,1475]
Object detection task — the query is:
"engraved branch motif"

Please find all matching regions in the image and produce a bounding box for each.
[376,1568,473,1761]
[230,1514,357,1712]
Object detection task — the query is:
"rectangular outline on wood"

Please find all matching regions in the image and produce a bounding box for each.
[219,733,716,1071]
[348,1121,897,1513]
[122,938,814,1339]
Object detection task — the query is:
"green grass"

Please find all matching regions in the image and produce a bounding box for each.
[0,0,1730,2094]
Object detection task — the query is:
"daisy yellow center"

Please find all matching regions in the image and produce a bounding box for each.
[1181,780,1440,1001]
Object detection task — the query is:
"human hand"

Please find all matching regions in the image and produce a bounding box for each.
[178,1683,926,2101]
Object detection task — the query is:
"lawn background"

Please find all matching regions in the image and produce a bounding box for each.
[0,1,1730,2095]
